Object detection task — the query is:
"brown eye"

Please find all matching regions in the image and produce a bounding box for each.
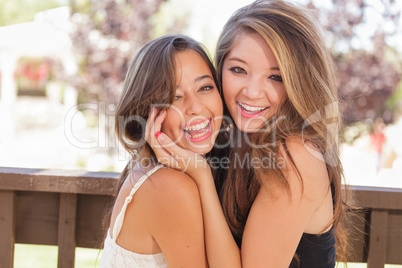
[230,66,246,74]
[269,75,283,82]
[199,85,214,92]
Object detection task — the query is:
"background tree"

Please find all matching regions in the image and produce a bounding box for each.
[68,0,168,105]
[66,0,402,125]
[308,0,402,125]
[61,0,191,161]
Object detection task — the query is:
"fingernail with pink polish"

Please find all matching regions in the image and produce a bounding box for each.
[155,131,165,141]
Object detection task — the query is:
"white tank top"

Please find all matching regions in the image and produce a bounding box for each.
[100,164,168,268]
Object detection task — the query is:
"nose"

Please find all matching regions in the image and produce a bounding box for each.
[184,93,203,115]
[241,75,264,99]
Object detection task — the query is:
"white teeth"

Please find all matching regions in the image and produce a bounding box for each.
[184,120,209,132]
[184,128,209,139]
[239,102,267,112]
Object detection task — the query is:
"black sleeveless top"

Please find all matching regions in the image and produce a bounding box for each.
[289,228,336,268]
[234,185,336,267]
[234,228,336,268]
[289,181,336,268]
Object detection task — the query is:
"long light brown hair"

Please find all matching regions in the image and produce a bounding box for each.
[215,0,351,261]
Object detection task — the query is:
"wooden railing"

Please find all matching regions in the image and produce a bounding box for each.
[0,166,401,268]
[0,167,119,268]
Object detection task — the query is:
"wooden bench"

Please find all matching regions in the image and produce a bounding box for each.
[0,166,401,267]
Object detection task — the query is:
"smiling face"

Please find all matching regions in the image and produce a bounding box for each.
[222,32,287,133]
[161,50,223,154]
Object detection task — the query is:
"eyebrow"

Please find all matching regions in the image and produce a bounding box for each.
[227,57,280,70]
[195,74,213,83]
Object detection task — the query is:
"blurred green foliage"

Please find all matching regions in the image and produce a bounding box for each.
[0,0,66,26]
[14,244,101,268]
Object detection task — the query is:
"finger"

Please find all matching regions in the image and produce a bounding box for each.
[151,131,181,169]
[146,109,165,139]
[152,110,166,136]
[145,107,158,141]
[155,132,195,171]
[156,151,180,169]
[148,110,166,150]
[144,109,181,170]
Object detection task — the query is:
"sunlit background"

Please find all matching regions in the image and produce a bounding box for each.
[0,0,401,266]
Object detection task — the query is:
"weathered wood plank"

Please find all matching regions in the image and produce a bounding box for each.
[367,209,388,268]
[76,194,114,248]
[386,210,402,264]
[15,191,59,245]
[13,191,113,248]
[0,190,16,268]
[57,193,77,268]
[347,209,370,262]
[0,166,119,195]
[351,185,402,210]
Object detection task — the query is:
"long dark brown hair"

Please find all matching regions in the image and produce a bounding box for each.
[215,0,351,261]
[102,34,220,241]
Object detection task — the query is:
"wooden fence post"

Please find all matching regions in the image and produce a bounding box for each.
[57,193,77,268]
[367,209,388,268]
[0,190,16,268]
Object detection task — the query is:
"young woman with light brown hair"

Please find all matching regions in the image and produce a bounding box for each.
[148,0,350,267]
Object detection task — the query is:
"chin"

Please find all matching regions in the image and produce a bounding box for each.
[191,144,214,155]
[240,127,259,133]
[236,121,260,133]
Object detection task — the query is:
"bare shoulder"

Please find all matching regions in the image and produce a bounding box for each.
[279,136,326,172]
[147,167,200,198]
[140,167,202,214]
[278,136,330,198]
[141,167,205,247]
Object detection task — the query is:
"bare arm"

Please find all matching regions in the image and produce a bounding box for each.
[189,169,242,268]
[147,168,209,267]
[241,137,333,267]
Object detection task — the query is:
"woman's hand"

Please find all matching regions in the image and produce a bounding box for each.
[145,108,212,181]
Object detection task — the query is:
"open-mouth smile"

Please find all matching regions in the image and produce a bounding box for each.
[182,118,212,142]
[237,102,268,118]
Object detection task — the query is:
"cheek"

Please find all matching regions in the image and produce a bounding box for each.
[200,93,223,118]
[222,80,236,104]
[161,110,181,135]
[277,88,287,104]
[221,72,232,94]
[271,86,287,105]
[215,100,224,119]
